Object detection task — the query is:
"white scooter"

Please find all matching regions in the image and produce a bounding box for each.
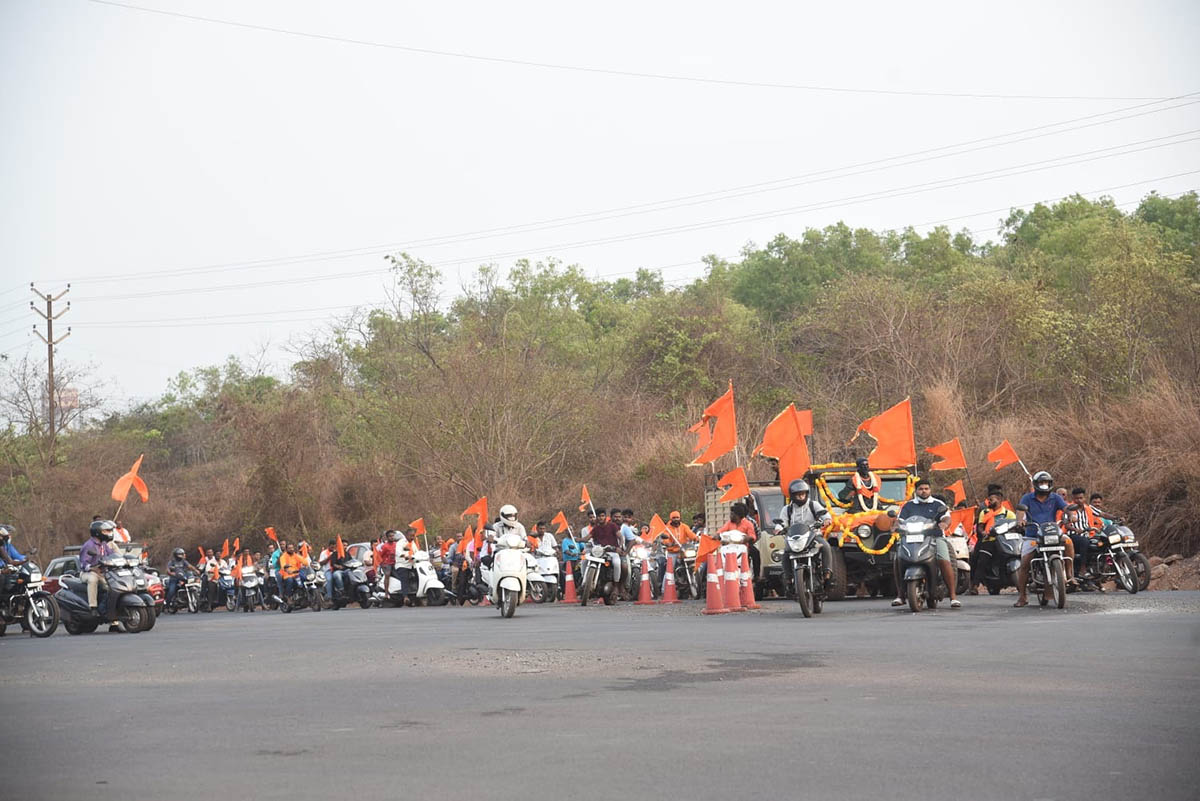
[523,550,550,603]
[533,543,559,603]
[489,531,528,618]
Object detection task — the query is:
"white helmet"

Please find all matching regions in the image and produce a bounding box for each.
[499,504,518,523]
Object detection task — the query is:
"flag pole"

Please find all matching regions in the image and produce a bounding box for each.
[112,496,127,521]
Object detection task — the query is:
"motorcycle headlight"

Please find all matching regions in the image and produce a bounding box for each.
[591,545,605,558]
[770,551,782,563]
[684,549,696,558]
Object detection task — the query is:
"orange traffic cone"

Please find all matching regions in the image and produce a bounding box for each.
[562,561,579,603]
[660,556,680,604]
[702,553,728,615]
[723,550,744,612]
[635,557,655,605]
[739,549,760,609]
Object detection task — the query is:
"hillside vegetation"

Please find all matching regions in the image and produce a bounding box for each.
[3,192,1198,559]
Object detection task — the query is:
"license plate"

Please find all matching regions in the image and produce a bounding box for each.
[905,534,924,544]
[1003,532,1020,540]
[116,570,131,576]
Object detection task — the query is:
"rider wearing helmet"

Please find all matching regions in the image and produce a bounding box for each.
[165,547,198,606]
[494,505,527,543]
[775,479,835,583]
[0,525,27,567]
[79,520,120,631]
[1014,470,1075,607]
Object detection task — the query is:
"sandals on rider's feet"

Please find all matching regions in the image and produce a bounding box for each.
[950,599,962,609]
[1013,599,1028,608]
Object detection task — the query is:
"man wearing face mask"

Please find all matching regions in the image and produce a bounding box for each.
[1014,470,1075,608]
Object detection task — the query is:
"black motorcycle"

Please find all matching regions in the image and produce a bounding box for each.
[0,560,60,637]
[55,555,152,634]
[578,545,619,606]
[1025,521,1068,609]
[780,522,826,618]
[894,515,950,613]
[975,517,1024,595]
[1081,523,1139,594]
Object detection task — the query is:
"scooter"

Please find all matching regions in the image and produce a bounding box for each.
[533,543,560,603]
[523,551,549,603]
[55,555,151,634]
[894,515,951,613]
[238,566,263,612]
[0,560,59,637]
[976,517,1024,595]
[488,532,528,618]
[780,522,826,618]
[218,565,238,611]
[331,558,373,609]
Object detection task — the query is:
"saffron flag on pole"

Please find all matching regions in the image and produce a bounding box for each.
[687,418,712,454]
[550,511,569,534]
[232,537,240,554]
[111,454,150,504]
[196,546,205,562]
[852,398,916,469]
[987,440,1021,470]
[926,437,967,471]
[336,535,346,560]
[754,404,812,495]
[648,513,669,542]
[461,496,488,524]
[688,382,737,466]
[717,466,751,503]
[409,518,426,537]
[944,479,966,506]
[579,485,592,513]
[220,539,230,559]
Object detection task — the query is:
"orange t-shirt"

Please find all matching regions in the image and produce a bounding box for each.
[279,552,306,579]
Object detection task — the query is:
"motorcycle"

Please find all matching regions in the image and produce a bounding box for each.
[780,522,826,618]
[673,545,701,600]
[1025,520,1068,609]
[488,531,528,618]
[1117,524,1152,591]
[624,542,658,602]
[894,516,951,613]
[331,557,373,609]
[1082,523,1139,594]
[0,560,59,637]
[976,517,1024,595]
[55,555,152,634]
[578,544,619,606]
[302,564,326,610]
[237,566,264,612]
[166,571,202,613]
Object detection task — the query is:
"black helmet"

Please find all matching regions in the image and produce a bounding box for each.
[89,519,115,540]
[173,547,185,558]
[788,479,810,502]
[1031,471,1053,493]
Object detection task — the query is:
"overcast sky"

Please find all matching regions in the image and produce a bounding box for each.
[2,0,1198,405]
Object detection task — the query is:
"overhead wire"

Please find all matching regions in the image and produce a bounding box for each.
[86,0,1174,102]
[52,92,1200,287]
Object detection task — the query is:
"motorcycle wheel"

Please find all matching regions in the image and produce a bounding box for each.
[1114,554,1138,594]
[225,595,236,612]
[500,588,517,618]
[812,593,823,614]
[906,580,924,613]
[825,548,847,601]
[528,581,546,604]
[280,601,292,613]
[26,592,59,637]
[797,568,813,618]
[64,619,97,635]
[167,603,178,614]
[358,596,372,609]
[601,584,615,606]
[140,604,156,632]
[119,606,147,633]
[1131,552,1151,591]
[578,568,592,607]
[986,582,1001,596]
[187,595,198,613]
[311,592,322,612]
[426,587,446,606]
[1051,560,1067,609]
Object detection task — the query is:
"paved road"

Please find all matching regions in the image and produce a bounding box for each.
[3,591,1199,801]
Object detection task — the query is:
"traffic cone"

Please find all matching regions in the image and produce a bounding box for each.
[739,549,760,609]
[635,558,655,605]
[702,553,728,615]
[660,556,680,604]
[723,550,744,612]
[562,561,579,603]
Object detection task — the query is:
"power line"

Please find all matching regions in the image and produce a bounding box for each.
[86,0,1173,102]
[55,93,1200,287]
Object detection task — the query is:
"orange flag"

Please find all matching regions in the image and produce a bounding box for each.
[232,537,240,554]
[647,513,668,543]
[948,507,976,541]
[264,527,278,544]
[754,404,812,495]
[689,382,737,466]
[987,439,1022,470]
[111,454,150,504]
[550,511,569,534]
[461,496,488,524]
[409,518,426,537]
[220,539,230,559]
[578,485,592,513]
[945,479,966,506]
[694,533,721,572]
[926,437,967,471]
[853,398,916,469]
[336,535,346,560]
[299,542,310,561]
[687,418,712,454]
[196,546,205,562]
[458,525,475,555]
[717,466,751,503]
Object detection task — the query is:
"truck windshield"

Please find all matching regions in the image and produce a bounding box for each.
[752,490,785,526]
[822,475,910,506]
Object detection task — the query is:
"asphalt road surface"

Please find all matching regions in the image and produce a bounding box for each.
[3,591,1198,801]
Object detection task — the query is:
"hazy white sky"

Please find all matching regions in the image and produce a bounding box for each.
[2,0,1198,405]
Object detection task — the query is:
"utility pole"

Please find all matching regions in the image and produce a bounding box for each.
[31,283,70,460]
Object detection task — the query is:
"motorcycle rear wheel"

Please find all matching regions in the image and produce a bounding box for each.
[426,587,446,606]
[64,619,97,635]
[26,592,59,637]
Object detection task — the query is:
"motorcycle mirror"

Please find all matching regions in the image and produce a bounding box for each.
[1016,504,1029,512]
[887,510,898,518]
[772,518,783,526]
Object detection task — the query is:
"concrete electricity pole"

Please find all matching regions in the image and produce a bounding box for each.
[31,283,70,459]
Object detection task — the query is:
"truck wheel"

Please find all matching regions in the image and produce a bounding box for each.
[825,548,847,601]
